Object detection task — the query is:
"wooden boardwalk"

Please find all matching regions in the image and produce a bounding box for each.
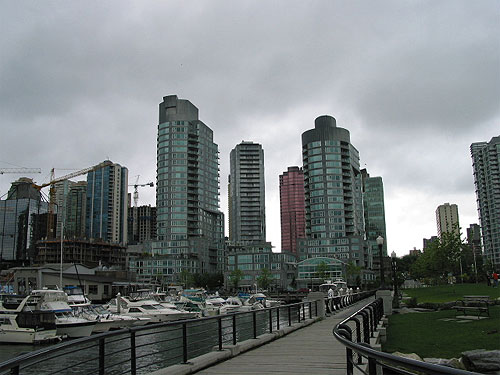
[194,298,373,375]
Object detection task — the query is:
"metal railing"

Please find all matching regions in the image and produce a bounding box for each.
[333,298,480,375]
[324,290,374,314]
[0,300,318,375]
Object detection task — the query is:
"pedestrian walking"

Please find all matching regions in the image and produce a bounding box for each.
[493,271,499,288]
[328,287,334,298]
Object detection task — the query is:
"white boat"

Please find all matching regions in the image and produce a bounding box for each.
[106,294,197,323]
[0,296,61,344]
[26,289,96,338]
[246,293,282,308]
[218,296,264,314]
[63,286,91,308]
[75,305,148,333]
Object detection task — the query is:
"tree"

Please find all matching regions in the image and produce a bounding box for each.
[410,226,472,284]
[315,261,329,281]
[257,268,273,291]
[192,272,224,290]
[229,269,243,291]
[346,262,361,286]
[179,270,194,288]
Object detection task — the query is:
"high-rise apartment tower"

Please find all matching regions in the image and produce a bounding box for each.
[154,95,224,277]
[300,115,366,263]
[361,169,387,270]
[86,161,128,245]
[471,136,500,268]
[435,203,460,238]
[279,166,305,254]
[229,141,266,244]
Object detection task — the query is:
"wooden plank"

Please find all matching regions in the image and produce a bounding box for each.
[195,299,372,374]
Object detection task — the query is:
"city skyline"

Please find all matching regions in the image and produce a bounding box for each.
[1,1,499,256]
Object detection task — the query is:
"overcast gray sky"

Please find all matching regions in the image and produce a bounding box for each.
[1,1,499,256]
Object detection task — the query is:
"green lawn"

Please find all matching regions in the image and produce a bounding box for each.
[383,306,500,358]
[402,283,500,303]
[384,284,500,358]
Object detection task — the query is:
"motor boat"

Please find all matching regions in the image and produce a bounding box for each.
[74,304,149,333]
[106,294,197,323]
[0,296,61,344]
[63,286,91,308]
[246,293,282,308]
[26,289,96,338]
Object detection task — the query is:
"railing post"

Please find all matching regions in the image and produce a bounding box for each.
[269,308,273,333]
[309,301,312,319]
[253,311,257,338]
[218,316,223,350]
[368,356,377,374]
[360,310,370,343]
[276,307,280,331]
[302,302,306,321]
[315,300,318,316]
[288,305,292,326]
[346,347,354,375]
[232,314,237,345]
[99,338,105,375]
[130,331,137,375]
[297,305,301,322]
[182,322,188,364]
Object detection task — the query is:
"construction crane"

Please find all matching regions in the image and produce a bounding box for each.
[34,160,113,238]
[0,168,42,175]
[128,175,154,207]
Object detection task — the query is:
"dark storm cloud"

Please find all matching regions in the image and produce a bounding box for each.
[0,0,498,252]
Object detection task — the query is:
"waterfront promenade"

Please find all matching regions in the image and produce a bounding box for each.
[193,298,373,375]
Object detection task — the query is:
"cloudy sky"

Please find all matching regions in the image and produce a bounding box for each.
[1,1,498,256]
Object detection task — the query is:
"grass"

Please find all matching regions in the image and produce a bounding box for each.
[383,306,500,358]
[383,284,500,358]
[402,283,500,304]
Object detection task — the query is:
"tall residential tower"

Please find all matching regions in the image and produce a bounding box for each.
[361,169,387,270]
[435,203,460,238]
[471,136,500,268]
[279,166,305,254]
[153,95,224,278]
[86,161,128,245]
[299,115,366,264]
[228,141,266,244]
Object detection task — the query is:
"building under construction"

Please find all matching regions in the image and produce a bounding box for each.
[35,238,126,269]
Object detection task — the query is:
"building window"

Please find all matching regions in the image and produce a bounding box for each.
[88,285,98,294]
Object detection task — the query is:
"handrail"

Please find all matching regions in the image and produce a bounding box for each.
[0,299,318,375]
[332,298,480,375]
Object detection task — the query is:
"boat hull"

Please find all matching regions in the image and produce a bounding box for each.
[56,321,96,338]
[0,328,60,344]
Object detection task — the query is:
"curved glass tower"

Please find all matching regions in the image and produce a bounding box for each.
[300,115,365,263]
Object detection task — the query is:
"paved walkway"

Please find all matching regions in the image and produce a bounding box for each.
[194,298,373,375]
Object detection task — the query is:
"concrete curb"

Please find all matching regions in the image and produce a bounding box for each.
[150,316,321,375]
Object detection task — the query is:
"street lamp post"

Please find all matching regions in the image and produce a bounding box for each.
[376,236,386,289]
[391,251,399,308]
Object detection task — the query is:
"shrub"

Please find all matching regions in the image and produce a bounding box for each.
[406,297,418,308]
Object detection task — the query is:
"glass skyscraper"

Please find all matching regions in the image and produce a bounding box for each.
[361,169,387,270]
[86,161,128,245]
[299,115,365,264]
[152,95,224,279]
[471,136,500,268]
[0,178,49,263]
[229,141,266,244]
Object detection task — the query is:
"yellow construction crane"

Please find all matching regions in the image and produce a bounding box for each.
[34,160,113,238]
[129,175,154,207]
